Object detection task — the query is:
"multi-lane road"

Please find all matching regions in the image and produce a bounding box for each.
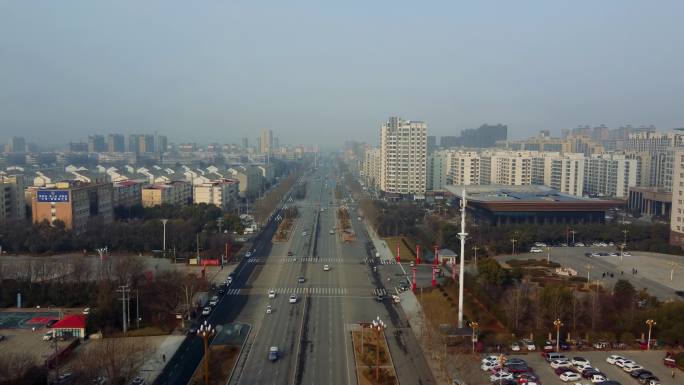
[155,162,436,385]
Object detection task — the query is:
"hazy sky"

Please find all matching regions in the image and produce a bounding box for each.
[1,1,683,147]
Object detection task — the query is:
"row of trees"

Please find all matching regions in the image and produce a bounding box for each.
[0,203,243,255]
[253,172,300,224]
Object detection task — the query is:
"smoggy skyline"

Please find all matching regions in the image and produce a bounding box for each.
[1,1,683,147]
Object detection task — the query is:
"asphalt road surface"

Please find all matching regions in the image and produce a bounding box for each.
[155,161,436,385]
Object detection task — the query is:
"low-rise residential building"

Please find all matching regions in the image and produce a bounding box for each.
[141,181,192,207]
[32,180,113,233]
[0,174,27,223]
[193,178,239,210]
[112,179,143,208]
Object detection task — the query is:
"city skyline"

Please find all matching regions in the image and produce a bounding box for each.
[2,1,684,146]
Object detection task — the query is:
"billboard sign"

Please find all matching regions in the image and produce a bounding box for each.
[37,190,70,203]
[200,259,220,266]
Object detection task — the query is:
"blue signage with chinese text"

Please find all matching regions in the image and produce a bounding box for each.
[37,190,70,203]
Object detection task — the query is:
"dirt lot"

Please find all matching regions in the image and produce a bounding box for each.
[0,327,71,364]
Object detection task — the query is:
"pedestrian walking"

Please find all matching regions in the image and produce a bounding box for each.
[162,354,166,363]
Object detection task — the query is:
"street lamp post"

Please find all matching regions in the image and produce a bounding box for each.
[570,229,576,245]
[622,228,629,249]
[670,262,676,281]
[511,237,517,255]
[371,317,386,383]
[554,319,563,352]
[586,264,592,282]
[619,243,624,263]
[160,219,168,252]
[472,245,480,271]
[470,321,479,353]
[96,247,108,264]
[547,246,550,264]
[645,319,656,351]
[197,321,215,385]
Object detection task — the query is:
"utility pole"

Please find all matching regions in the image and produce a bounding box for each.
[457,188,468,328]
[117,285,130,334]
[160,219,168,252]
[570,229,576,245]
[622,228,629,249]
[586,264,592,282]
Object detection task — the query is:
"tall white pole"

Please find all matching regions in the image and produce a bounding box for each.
[457,189,468,328]
[161,219,168,252]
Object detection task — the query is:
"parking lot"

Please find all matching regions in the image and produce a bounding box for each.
[499,246,684,301]
[482,349,680,385]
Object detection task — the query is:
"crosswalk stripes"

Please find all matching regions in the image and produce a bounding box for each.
[372,288,387,297]
[269,287,348,296]
[284,257,344,263]
[224,288,241,295]
[247,258,262,263]
[380,259,397,265]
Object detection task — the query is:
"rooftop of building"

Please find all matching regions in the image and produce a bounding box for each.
[444,184,601,203]
[52,314,86,329]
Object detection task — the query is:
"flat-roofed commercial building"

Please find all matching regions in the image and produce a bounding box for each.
[628,186,671,221]
[444,185,621,226]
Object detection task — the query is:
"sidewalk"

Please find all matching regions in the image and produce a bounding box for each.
[138,335,186,383]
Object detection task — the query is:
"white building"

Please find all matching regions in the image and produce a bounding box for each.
[362,147,381,190]
[584,153,637,198]
[541,152,585,197]
[427,151,448,191]
[193,179,240,211]
[379,117,427,196]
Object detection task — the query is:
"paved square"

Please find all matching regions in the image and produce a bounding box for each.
[0,311,59,329]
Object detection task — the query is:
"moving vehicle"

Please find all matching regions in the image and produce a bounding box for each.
[329,230,335,234]
[323,264,330,271]
[298,276,305,283]
[201,307,211,316]
[268,290,276,298]
[268,346,279,361]
[209,296,219,307]
[289,294,297,303]
[266,305,272,314]
[530,247,543,253]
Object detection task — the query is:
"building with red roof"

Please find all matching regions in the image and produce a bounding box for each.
[50,314,86,339]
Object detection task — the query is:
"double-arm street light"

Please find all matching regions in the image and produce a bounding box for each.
[645,319,656,351]
[197,321,215,385]
[470,321,479,353]
[371,316,386,383]
[553,318,563,353]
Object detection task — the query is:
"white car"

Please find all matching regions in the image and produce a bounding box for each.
[575,363,592,372]
[590,374,608,383]
[323,265,330,271]
[268,290,276,298]
[481,355,499,364]
[572,357,590,366]
[489,372,513,382]
[559,372,581,382]
[530,247,543,253]
[623,252,631,257]
[289,294,297,304]
[42,332,53,341]
[481,361,500,371]
[266,305,272,314]
[575,242,585,247]
[615,359,634,368]
[606,355,624,364]
[525,341,536,351]
[245,251,252,257]
[550,360,573,369]
[622,363,643,372]
[201,306,211,316]
[510,342,521,351]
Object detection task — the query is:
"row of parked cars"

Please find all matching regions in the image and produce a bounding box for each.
[481,355,540,385]
[606,355,661,385]
[543,352,611,383]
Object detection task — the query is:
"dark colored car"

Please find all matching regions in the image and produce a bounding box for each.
[287,251,293,256]
[46,319,58,327]
[507,365,530,374]
[298,276,305,283]
[631,370,652,379]
[638,374,659,384]
[559,342,571,350]
[218,288,225,295]
[555,367,574,376]
[582,369,602,379]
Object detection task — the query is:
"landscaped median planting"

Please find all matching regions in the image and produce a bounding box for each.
[350,323,398,385]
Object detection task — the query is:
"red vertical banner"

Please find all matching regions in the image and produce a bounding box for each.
[412,267,417,291]
[416,245,421,265]
[432,266,437,287]
[433,246,439,266]
[396,244,400,262]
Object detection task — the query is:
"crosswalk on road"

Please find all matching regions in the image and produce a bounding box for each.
[267,287,348,296]
[223,288,241,296]
[284,257,343,263]
[247,258,263,263]
[373,288,387,297]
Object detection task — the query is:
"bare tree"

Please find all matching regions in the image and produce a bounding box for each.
[0,352,41,383]
[73,337,153,383]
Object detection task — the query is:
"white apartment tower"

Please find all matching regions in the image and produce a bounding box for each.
[380,117,427,195]
[584,153,637,198]
[669,149,684,246]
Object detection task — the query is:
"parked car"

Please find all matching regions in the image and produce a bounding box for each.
[554,367,573,376]
[297,276,305,283]
[524,340,536,351]
[43,332,53,341]
[481,361,501,372]
[490,372,513,382]
[606,355,624,364]
[590,374,608,383]
[323,264,330,271]
[510,342,521,351]
[560,372,581,382]
[663,352,676,368]
[530,247,543,253]
[550,360,573,369]
[622,363,644,373]
[130,377,145,385]
[201,306,211,316]
[631,370,652,379]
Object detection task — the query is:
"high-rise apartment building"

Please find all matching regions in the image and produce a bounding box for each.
[622,132,684,155]
[669,150,684,246]
[541,152,585,197]
[8,137,26,153]
[88,135,106,153]
[107,134,126,152]
[156,135,168,154]
[426,151,448,191]
[584,153,637,198]
[260,129,273,155]
[362,147,381,190]
[379,117,427,195]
